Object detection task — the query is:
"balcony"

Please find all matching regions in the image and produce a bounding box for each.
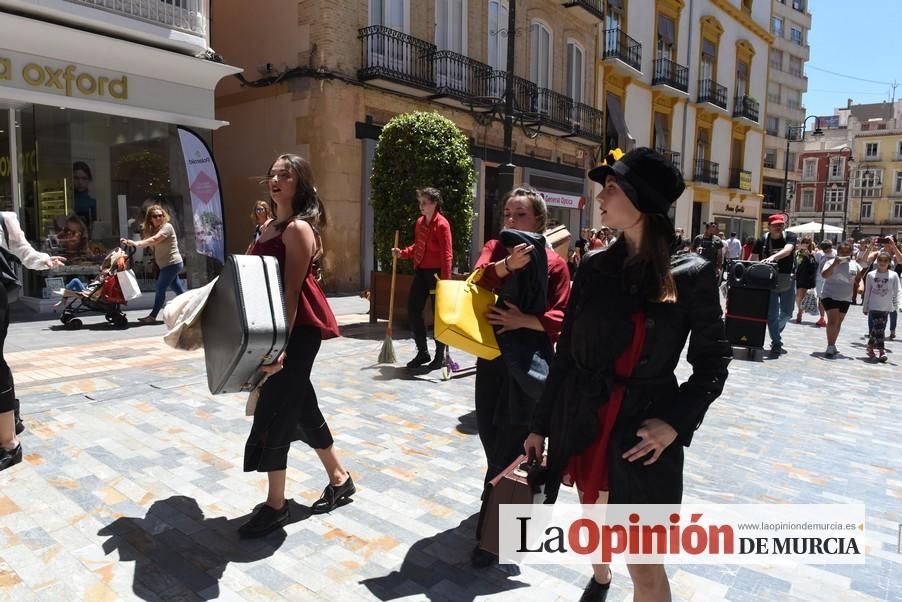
[733,95,759,123]
[698,79,728,110]
[358,26,436,95]
[484,71,539,114]
[431,51,493,110]
[570,102,605,145]
[652,58,689,95]
[561,0,604,23]
[534,88,574,135]
[657,149,682,172]
[729,168,753,191]
[694,159,720,185]
[603,28,642,74]
[65,0,207,35]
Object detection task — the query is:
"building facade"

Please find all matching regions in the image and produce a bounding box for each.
[600,0,770,243]
[213,0,606,292]
[0,1,238,311]
[794,130,853,239]
[849,130,902,240]
[761,0,810,223]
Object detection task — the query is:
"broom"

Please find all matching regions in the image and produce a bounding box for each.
[378,230,400,364]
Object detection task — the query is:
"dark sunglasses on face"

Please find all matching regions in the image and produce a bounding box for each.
[151,214,163,219]
[254,207,266,213]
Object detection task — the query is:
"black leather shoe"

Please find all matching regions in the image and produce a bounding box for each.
[237,502,289,538]
[14,416,24,436]
[578,575,611,602]
[406,352,431,369]
[426,356,444,371]
[470,544,497,568]
[311,474,356,514]
[0,444,23,472]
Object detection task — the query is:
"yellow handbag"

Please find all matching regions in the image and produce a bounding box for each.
[434,268,501,360]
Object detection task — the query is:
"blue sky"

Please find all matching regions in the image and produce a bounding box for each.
[804,0,902,118]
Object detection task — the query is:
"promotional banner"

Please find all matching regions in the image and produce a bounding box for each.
[177,127,225,263]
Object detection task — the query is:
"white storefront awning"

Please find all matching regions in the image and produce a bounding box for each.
[0,12,240,129]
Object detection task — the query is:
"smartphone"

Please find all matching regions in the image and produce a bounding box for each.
[837,256,851,263]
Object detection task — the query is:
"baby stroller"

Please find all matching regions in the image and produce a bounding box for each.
[57,247,135,329]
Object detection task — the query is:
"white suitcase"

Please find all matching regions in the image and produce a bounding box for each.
[201,254,289,394]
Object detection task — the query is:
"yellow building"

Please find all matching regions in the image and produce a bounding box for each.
[849,130,902,240]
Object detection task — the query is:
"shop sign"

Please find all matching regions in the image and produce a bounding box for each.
[0,55,127,101]
[542,192,585,210]
[178,128,225,263]
[725,204,746,214]
[739,171,752,191]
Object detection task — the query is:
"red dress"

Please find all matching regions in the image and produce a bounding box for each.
[562,312,647,503]
[251,233,339,340]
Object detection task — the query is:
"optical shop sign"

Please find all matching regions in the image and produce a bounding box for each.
[0,53,127,101]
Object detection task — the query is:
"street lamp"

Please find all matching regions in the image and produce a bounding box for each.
[821,146,853,241]
[782,115,824,215]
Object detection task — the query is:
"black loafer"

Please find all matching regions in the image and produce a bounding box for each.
[0,444,23,472]
[406,352,431,369]
[237,502,289,538]
[311,473,356,514]
[578,575,611,602]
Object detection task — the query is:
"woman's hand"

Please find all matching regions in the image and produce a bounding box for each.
[506,243,535,271]
[622,418,678,466]
[45,256,66,269]
[486,300,530,334]
[523,433,545,461]
[119,238,135,248]
[391,247,401,258]
[259,352,285,375]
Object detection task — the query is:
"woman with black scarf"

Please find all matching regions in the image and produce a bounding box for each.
[470,185,571,567]
[524,148,732,601]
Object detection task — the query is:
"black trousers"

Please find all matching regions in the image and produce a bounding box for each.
[0,291,15,415]
[407,268,445,356]
[244,325,333,472]
[474,357,530,484]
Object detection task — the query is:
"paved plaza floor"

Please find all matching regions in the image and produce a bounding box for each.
[0,300,899,601]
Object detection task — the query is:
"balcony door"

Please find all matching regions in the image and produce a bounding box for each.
[435,0,467,88]
[736,60,749,98]
[656,14,675,62]
[566,41,584,128]
[487,0,509,98]
[606,0,623,32]
[529,21,552,113]
[369,0,409,72]
[700,39,716,82]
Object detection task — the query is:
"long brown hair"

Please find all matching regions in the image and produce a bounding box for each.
[500,185,548,232]
[267,154,327,231]
[625,213,677,303]
[141,204,170,236]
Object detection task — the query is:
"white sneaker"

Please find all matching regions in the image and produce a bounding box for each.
[825,345,837,357]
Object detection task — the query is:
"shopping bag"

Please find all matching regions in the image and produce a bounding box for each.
[116,269,142,301]
[434,269,500,360]
[477,454,546,555]
[800,288,820,315]
[100,274,126,305]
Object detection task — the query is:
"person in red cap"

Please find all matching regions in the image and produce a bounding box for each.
[524,147,731,602]
[392,187,453,369]
[750,214,798,357]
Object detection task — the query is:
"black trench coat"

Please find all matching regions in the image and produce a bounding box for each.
[531,246,732,504]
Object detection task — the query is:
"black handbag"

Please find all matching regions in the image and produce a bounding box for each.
[0,217,22,299]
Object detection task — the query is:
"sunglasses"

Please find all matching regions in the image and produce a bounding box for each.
[254,207,266,213]
[151,214,164,219]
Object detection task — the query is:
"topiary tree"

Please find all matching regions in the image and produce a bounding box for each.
[371,111,475,275]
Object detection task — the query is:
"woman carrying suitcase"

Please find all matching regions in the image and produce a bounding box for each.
[238,154,353,538]
[523,148,731,601]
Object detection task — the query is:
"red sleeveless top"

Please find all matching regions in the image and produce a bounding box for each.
[251,232,340,340]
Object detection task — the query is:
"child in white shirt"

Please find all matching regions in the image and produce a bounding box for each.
[862,252,902,362]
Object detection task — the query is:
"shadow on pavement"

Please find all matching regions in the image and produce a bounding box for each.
[339,322,396,341]
[364,364,432,381]
[360,513,528,601]
[98,495,295,600]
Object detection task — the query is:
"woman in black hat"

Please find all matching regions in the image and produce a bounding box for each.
[524,148,732,601]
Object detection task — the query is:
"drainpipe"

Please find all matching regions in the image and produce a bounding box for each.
[680,0,696,227]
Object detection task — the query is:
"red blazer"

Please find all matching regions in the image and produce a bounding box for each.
[399,212,453,280]
[474,239,570,344]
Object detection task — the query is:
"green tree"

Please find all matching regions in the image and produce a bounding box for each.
[371,111,475,274]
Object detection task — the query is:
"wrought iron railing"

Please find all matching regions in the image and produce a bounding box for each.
[603,28,642,72]
[652,58,689,92]
[733,95,759,122]
[431,51,492,99]
[562,0,605,20]
[694,159,720,185]
[729,168,752,190]
[535,88,573,130]
[64,0,208,36]
[571,102,604,142]
[484,71,539,114]
[698,79,728,109]
[358,26,436,89]
[657,149,682,172]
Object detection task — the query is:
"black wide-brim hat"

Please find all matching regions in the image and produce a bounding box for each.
[588,147,686,217]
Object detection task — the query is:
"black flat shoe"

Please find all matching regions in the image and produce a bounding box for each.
[426,356,444,371]
[0,444,22,472]
[14,416,24,436]
[237,502,289,538]
[470,544,498,568]
[311,473,356,514]
[406,352,431,369]
[578,575,611,602]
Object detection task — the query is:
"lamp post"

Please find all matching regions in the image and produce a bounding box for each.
[782,115,823,216]
[496,0,517,208]
[821,146,853,242]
